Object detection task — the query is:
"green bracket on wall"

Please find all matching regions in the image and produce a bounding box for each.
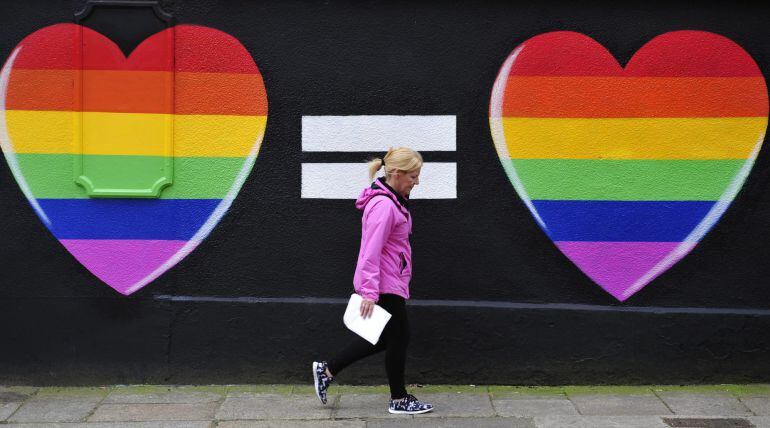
[73,0,175,198]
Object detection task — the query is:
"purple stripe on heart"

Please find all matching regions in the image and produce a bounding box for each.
[555,241,698,300]
[60,239,199,294]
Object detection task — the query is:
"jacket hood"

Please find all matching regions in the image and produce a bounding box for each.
[355,178,410,217]
[355,186,391,211]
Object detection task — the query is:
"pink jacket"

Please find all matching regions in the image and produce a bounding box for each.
[353,178,412,302]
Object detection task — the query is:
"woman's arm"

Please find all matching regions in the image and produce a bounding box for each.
[354,198,397,309]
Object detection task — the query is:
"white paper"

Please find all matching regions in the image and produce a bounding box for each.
[343,293,392,345]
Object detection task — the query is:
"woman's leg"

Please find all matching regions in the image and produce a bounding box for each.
[381,296,409,399]
[327,334,386,376]
[326,294,404,377]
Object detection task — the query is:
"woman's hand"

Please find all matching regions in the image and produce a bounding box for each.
[360,298,375,319]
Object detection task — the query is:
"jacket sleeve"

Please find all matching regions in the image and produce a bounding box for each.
[354,198,397,302]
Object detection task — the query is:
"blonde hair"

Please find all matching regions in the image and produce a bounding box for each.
[367,147,423,181]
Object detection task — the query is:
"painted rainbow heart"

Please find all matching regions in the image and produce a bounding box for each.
[490,31,767,301]
[1,24,267,295]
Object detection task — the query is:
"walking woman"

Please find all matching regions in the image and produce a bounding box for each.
[313,147,434,415]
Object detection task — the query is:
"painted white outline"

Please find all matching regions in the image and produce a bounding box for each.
[621,130,767,299]
[122,132,263,295]
[0,47,52,226]
[488,44,547,229]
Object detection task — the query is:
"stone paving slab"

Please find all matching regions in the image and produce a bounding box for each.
[219,421,365,427]
[408,393,495,418]
[492,396,579,416]
[88,403,219,422]
[225,386,295,395]
[1,422,212,428]
[35,388,111,398]
[570,394,672,416]
[2,385,769,426]
[1,390,33,403]
[0,386,39,396]
[657,392,753,416]
[740,396,770,415]
[366,417,536,428]
[1,402,22,420]
[661,416,755,427]
[103,391,223,404]
[750,416,770,428]
[533,415,669,427]
[8,396,104,423]
[334,394,412,419]
[215,393,334,420]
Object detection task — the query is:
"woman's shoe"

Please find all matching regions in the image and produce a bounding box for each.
[388,394,434,414]
[312,361,333,404]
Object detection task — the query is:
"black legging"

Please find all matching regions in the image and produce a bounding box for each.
[327,294,410,399]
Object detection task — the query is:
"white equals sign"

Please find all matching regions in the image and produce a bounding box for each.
[301,115,457,199]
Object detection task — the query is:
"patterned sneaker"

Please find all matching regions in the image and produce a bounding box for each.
[388,394,434,414]
[312,361,333,404]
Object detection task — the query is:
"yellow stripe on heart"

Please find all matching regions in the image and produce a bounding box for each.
[5,110,267,157]
[496,117,767,160]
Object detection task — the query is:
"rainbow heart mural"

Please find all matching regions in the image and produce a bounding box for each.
[0,24,268,295]
[490,31,768,301]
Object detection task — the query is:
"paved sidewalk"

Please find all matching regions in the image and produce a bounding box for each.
[1,384,769,427]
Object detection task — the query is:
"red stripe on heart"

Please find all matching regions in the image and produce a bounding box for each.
[12,23,259,74]
[509,31,763,77]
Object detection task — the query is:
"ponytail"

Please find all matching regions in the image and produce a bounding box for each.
[367,158,384,181]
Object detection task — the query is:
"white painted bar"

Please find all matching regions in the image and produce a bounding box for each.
[302,115,456,152]
[301,162,457,199]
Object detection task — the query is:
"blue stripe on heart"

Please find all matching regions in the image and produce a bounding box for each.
[37,199,221,240]
[530,200,716,242]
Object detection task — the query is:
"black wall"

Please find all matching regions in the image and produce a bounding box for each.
[1,0,769,385]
